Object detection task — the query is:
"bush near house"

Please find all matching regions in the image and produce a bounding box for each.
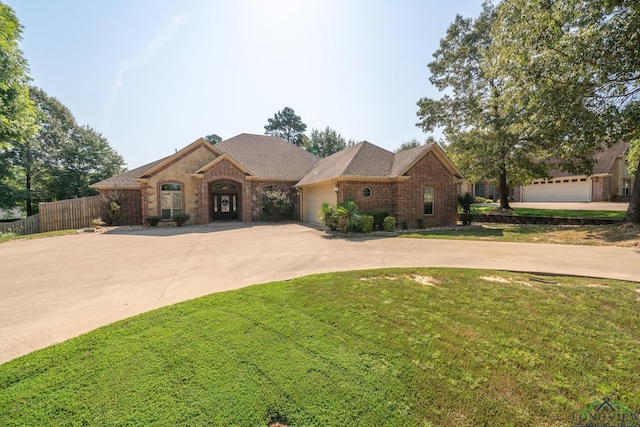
[172,213,190,227]
[144,216,161,227]
[362,211,389,231]
[383,216,396,231]
[358,215,374,233]
[262,189,293,221]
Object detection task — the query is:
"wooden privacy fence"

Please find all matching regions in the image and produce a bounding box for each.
[0,214,40,235]
[39,195,103,232]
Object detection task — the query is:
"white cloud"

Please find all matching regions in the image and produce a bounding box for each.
[103,14,187,126]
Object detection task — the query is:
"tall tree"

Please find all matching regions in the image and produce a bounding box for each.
[305,127,346,157]
[8,87,125,214]
[493,0,640,222]
[264,107,307,146]
[204,133,222,144]
[0,3,37,208]
[416,3,551,209]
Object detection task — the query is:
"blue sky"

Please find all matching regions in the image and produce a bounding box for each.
[6,0,483,169]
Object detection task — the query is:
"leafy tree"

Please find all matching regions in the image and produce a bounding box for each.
[0,3,36,148]
[492,0,640,222]
[416,3,552,209]
[264,107,307,146]
[0,3,37,209]
[305,127,346,157]
[204,133,222,144]
[395,139,422,152]
[7,87,125,214]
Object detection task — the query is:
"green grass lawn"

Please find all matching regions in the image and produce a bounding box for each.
[0,229,78,243]
[1,268,638,426]
[475,206,626,219]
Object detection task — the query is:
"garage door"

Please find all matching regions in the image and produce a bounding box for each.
[302,184,337,223]
[522,178,591,202]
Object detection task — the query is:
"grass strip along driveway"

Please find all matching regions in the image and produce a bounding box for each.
[475,206,627,219]
[1,268,638,426]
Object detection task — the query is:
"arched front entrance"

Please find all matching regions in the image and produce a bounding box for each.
[210,182,240,220]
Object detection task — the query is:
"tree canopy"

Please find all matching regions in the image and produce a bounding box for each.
[492,0,640,222]
[264,107,307,146]
[204,133,222,144]
[417,3,551,209]
[2,87,125,215]
[305,127,346,158]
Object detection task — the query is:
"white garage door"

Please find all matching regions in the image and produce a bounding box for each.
[302,184,337,223]
[522,178,591,202]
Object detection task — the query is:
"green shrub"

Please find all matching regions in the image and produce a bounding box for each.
[383,216,396,232]
[259,212,269,222]
[107,201,121,226]
[144,215,161,227]
[335,200,361,233]
[262,189,292,221]
[362,211,389,231]
[359,215,374,233]
[172,213,190,227]
[458,192,477,226]
[318,202,337,230]
[401,220,408,230]
[416,218,425,229]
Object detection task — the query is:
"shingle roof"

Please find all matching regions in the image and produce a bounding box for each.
[593,141,629,175]
[90,156,170,189]
[216,133,318,180]
[297,141,463,186]
[296,142,395,186]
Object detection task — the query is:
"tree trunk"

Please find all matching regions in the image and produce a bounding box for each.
[25,168,32,217]
[625,158,640,224]
[499,169,511,209]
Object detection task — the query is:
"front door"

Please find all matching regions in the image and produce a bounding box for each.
[212,193,238,220]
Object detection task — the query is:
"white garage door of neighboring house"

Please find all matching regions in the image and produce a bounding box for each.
[522,178,591,202]
[302,184,337,223]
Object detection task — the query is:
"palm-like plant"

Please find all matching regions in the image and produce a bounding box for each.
[457,192,476,226]
[335,200,361,232]
[318,202,337,230]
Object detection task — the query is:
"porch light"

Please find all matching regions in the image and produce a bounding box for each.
[334,185,339,193]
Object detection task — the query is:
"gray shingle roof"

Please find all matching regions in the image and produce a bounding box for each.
[547,141,630,177]
[216,133,318,180]
[391,143,436,176]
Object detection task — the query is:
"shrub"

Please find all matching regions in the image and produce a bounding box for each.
[144,215,161,227]
[335,200,361,233]
[416,218,425,229]
[107,201,121,226]
[262,189,292,221]
[458,192,477,226]
[318,202,337,230]
[359,215,374,233]
[401,220,408,230]
[383,216,396,232]
[259,212,269,222]
[91,217,106,228]
[172,213,190,227]
[362,211,389,231]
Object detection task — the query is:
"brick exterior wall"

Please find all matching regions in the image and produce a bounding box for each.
[339,181,396,214]
[337,151,459,227]
[591,176,612,202]
[396,151,458,227]
[99,189,142,225]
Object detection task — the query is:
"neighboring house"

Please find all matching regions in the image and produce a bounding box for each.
[461,141,634,203]
[91,133,463,227]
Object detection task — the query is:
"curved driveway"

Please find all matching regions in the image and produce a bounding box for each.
[1,223,639,364]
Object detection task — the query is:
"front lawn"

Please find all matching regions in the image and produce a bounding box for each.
[402,223,640,246]
[0,229,78,243]
[1,268,638,426]
[475,206,626,219]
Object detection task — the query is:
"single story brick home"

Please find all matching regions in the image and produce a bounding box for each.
[463,141,634,203]
[91,133,464,227]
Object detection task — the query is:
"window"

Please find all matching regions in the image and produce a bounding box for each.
[423,187,434,215]
[212,182,237,190]
[362,187,372,198]
[161,183,182,219]
[623,179,630,196]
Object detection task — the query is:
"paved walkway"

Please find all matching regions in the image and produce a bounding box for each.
[1,223,639,364]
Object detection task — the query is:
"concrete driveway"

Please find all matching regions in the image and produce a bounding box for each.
[1,223,639,364]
